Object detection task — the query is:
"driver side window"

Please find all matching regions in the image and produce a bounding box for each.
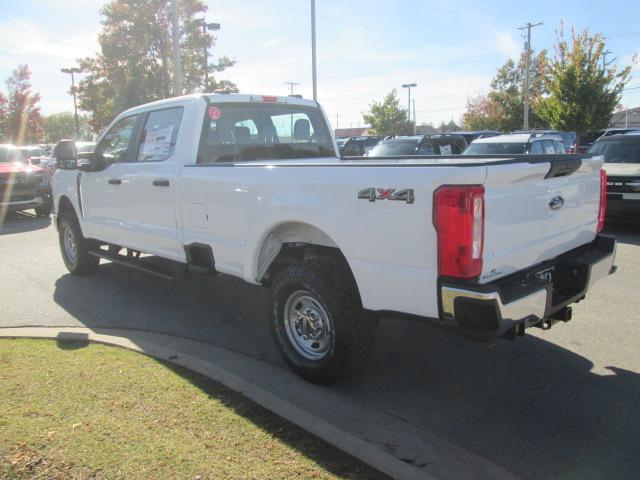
[96,115,138,164]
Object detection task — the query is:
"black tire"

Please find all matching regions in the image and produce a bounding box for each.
[58,211,100,275]
[269,256,377,384]
[34,205,52,217]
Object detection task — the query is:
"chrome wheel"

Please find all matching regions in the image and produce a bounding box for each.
[284,290,333,360]
[62,223,78,266]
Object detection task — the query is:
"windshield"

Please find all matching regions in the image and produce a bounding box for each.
[368,140,419,156]
[197,102,335,163]
[588,139,640,163]
[0,147,26,163]
[464,142,527,154]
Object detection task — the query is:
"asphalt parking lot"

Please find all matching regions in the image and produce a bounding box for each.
[1,211,639,480]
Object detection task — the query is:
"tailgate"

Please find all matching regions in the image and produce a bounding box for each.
[480,155,603,283]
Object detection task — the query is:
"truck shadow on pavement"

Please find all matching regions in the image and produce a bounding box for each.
[0,211,51,235]
[52,259,640,480]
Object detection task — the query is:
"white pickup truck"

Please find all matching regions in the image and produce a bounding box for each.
[52,93,616,383]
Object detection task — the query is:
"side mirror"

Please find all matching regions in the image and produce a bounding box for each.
[53,140,77,169]
[29,157,42,165]
[78,153,106,172]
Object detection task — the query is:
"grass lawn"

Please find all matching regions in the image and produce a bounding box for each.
[0,338,387,479]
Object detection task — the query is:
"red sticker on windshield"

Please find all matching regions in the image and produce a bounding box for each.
[208,106,221,120]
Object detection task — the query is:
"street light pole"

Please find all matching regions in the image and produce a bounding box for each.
[402,83,417,128]
[172,0,182,96]
[311,0,317,101]
[202,21,221,92]
[61,67,81,138]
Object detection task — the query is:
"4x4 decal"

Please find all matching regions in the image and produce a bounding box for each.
[358,188,415,204]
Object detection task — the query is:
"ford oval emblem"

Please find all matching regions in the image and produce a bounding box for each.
[549,196,564,210]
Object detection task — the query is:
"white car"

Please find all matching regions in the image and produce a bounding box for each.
[464,133,566,155]
[52,93,616,382]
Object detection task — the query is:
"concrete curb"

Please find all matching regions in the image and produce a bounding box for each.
[0,326,433,480]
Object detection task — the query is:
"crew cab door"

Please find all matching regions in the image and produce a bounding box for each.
[81,107,184,260]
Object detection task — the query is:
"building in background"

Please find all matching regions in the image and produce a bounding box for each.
[610,107,640,128]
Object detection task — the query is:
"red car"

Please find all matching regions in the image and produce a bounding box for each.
[0,144,52,217]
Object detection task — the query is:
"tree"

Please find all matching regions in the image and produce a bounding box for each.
[44,112,93,142]
[0,65,44,144]
[462,50,549,131]
[363,89,409,136]
[535,27,635,139]
[78,0,237,132]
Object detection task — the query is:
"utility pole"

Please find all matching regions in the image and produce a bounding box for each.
[518,21,543,130]
[284,81,299,95]
[172,0,182,96]
[311,0,318,101]
[412,99,416,134]
[61,67,82,138]
[402,83,417,127]
[336,113,339,129]
[202,21,221,91]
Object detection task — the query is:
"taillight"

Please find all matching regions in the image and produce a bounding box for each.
[434,185,485,279]
[597,169,607,232]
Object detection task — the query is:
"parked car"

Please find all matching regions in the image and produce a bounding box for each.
[52,93,615,383]
[0,144,52,216]
[453,130,501,144]
[464,133,566,155]
[17,145,47,166]
[340,136,383,157]
[588,133,640,220]
[366,134,467,156]
[598,128,640,139]
[515,129,576,152]
[570,132,602,154]
[335,137,349,154]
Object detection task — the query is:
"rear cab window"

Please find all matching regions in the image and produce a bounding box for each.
[197,102,335,163]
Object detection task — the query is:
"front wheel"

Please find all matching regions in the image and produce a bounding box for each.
[58,212,99,275]
[269,257,377,383]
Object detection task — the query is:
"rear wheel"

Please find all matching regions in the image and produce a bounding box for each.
[58,211,99,275]
[269,256,377,383]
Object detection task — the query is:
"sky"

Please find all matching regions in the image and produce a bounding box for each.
[1,0,639,130]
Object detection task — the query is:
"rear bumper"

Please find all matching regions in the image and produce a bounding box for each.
[439,235,616,340]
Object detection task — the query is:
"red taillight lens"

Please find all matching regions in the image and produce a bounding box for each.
[434,185,485,279]
[597,169,607,232]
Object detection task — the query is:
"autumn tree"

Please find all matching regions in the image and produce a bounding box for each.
[463,50,549,131]
[363,89,410,136]
[536,27,635,139]
[0,65,44,144]
[78,0,237,132]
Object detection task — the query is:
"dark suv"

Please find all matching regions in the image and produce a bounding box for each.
[589,133,640,220]
[340,136,383,157]
[367,134,467,157]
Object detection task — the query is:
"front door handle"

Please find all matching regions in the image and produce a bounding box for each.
[153,179,170,187]
[108,178,122,185]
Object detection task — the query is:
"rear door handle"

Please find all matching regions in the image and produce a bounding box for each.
[108,178,122,185]
[153,179,170,187]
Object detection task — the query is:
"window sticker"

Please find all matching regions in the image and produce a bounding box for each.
[142,126,174,157]
[208,106,221,120]
[440,144,452,155]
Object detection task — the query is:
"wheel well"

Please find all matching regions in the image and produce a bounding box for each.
[57,196,76,222]
[262,243,356,288]
[256,222,339,281]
